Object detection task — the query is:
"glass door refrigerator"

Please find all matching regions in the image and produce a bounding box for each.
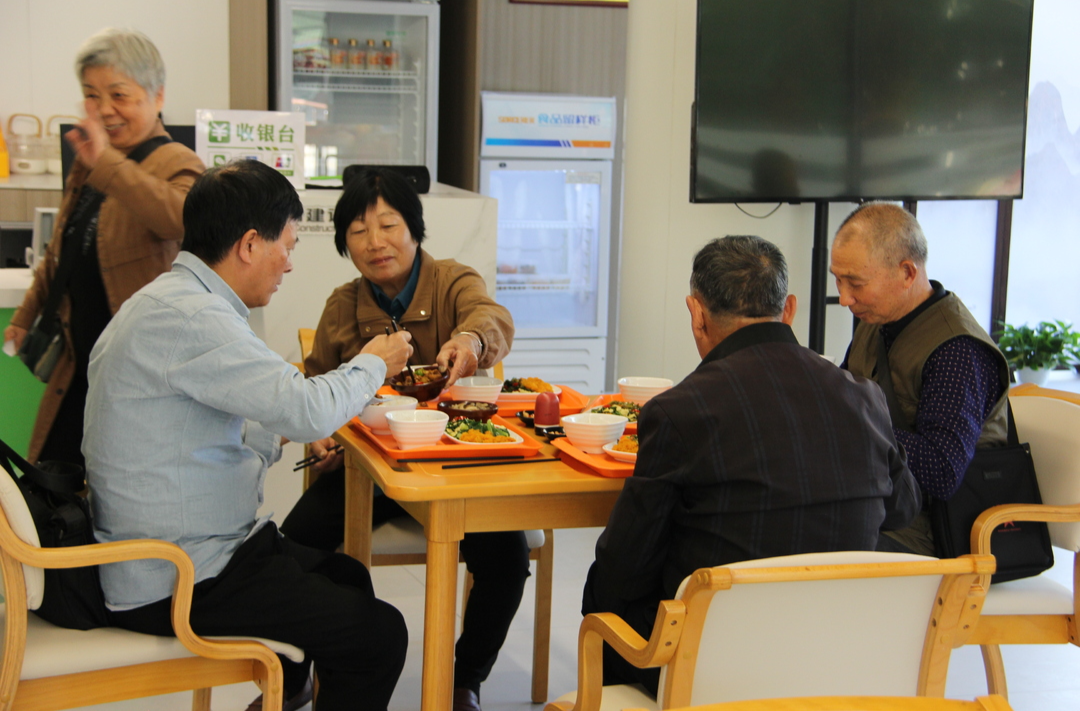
[479,92,617,393]
[273,0,439,181]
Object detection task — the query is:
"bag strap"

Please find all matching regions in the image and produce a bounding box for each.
[875,331,1018,446]
[0,438,85,495]
[35,134,174,330]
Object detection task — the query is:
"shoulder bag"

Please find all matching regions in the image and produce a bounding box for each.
[0,436,111,629]
[875,334,1053,583]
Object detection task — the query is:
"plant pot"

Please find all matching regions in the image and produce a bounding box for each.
[1016,367,1050,386]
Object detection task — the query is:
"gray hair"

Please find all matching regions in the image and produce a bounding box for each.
[690,235,788,319]
[836,202,928,268]
[75,28,165,96]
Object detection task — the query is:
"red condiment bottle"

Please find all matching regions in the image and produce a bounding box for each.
[534,392,560,427]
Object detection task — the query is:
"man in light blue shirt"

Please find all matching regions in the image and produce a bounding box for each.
[84,160,414,711]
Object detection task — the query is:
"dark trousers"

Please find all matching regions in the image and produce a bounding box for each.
[580,561,662,697]
[111,523,407,711]
[281,467,530,693]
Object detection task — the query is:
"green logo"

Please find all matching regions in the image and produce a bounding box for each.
[212,154,228,166]
[208,121,231,143]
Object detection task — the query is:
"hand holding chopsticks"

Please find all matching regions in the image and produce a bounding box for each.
[293,443,344,471]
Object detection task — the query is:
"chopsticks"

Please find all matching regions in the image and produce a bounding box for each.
[293,444,344,471]
[440,457,560,470]
[395,455,526,463]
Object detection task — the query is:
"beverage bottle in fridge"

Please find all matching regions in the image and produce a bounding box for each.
[382,40,398,71]
[367,39,381,70]
[329,38,346,69]
[347,38,365,71]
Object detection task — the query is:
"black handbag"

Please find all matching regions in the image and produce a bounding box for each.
[0,437,112,630]
[875,334,1053,583]
[929,405,1054,583]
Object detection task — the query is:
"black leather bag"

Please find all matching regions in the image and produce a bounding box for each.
[0,437,112,630]
[873,334,1053,583]
[930,415,1054,583]
[16,313,65,382]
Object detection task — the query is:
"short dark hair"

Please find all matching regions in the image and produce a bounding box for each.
[334,167,425,257]
[836,201,928,268]
[690,235,788,319]
[181,160,303,265]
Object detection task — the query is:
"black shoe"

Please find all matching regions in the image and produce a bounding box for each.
[453,688,482,711]
[245,674,313,711]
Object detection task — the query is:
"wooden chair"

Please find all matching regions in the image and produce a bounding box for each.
[546,551,995,711]
[0,457,301,711]
[964,384,1080,700]
[622,694,1014,711]
[297,327,555,702]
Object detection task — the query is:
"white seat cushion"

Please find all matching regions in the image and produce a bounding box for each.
[982,574,1074,615]
[371,517,545,556]
[12,606,304,679]
[554,684,657,711]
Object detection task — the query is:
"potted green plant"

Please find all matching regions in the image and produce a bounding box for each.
[995,320,1080,385]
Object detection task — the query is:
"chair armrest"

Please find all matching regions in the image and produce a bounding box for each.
[546,600,686,711]
[0,526,281,670]
[970,503,1080,554]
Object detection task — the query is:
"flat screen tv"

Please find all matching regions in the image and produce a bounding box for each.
[691,0,1035,203]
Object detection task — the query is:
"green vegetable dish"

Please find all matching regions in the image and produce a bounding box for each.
[590,400,641,422]
[445,418,513,442]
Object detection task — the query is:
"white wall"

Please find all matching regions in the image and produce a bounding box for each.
[0,0,229,133]
[618,0,842,383]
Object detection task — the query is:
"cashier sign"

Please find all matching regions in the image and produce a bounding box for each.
[196,109,306,190]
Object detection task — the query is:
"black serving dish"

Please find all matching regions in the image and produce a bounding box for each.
[516,410,535,427]
[534,424,565,441]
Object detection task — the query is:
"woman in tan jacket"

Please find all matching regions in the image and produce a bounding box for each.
[280,168,522,711]
[4,28,204,465]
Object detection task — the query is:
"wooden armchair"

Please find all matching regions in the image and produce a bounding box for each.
[547,551,995,711]
[623,695,1013,711]
[297,327,556,701]
[0,459,300,711]
[964,384,1080,699]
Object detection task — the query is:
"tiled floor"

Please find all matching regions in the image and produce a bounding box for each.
[77,528,1079,711]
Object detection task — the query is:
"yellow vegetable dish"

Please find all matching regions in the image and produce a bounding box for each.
[458,429,515,444]
[612,435,639,453]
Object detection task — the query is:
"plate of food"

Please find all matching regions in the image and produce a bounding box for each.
[603,435,639,463]
[586,397,641,434]
[498,377,562,404]
[444,417,525,445]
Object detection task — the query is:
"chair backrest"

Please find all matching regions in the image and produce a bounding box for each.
[1009,390,1080,551]
[658,551,988,707]
[0,467,45,609]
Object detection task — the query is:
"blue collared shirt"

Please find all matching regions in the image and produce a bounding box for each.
[370,251,422,322]
[84,252,387,610]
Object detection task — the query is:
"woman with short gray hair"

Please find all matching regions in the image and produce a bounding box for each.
[5,27,204,468]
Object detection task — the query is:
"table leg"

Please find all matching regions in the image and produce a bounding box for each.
[421,500,465,711]
[343,450,374,567]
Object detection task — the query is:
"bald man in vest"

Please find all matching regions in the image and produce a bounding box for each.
[830,202,1011,556]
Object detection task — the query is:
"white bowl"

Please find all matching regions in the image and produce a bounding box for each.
[449,375,504,404]
[561,412,627,455]
[385,409,450,450]
[358,395,418,434]
[617,376,674,405]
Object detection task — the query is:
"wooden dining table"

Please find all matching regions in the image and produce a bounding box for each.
[332,415,626,711]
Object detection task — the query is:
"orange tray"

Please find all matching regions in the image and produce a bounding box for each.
[579,393,640,434]
[400,383,591,419]
[553,437,635,478]
[350,414,544,460]
[493,384,590,418]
